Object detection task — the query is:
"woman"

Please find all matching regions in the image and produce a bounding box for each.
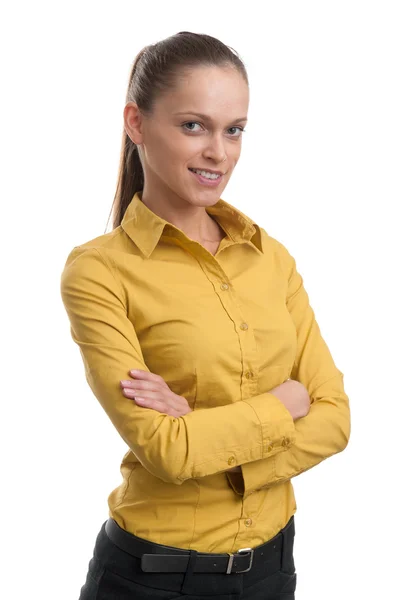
[61,31,351,600]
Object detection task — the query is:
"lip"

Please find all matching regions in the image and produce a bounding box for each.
[189,168,223,187]
[189,167,225,176]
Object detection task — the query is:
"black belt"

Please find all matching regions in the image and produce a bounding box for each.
[104,515,294,575]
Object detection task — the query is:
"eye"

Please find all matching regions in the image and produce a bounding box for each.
[182,122,203,132]
[182,122,246,137]
[228,126,245,137]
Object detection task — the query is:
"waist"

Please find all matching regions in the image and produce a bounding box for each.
[108,467,297,553]
[104,513,296,576]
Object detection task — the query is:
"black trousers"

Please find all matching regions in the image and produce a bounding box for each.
[79,516,297,599]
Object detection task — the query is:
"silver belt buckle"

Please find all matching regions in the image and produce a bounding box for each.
[226,547,254,574]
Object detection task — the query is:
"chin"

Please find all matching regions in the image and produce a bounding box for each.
[186,190,223,206]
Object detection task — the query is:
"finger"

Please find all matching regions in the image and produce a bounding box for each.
[122,384,160,398]
[123,387,142,397]
[134,394,173,414]
[128,389,168,403]
[135,398,180,417]
[120,379,160,391]
[129,369,168,387]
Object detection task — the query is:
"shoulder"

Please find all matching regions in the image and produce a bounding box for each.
[258,226,296,271]
[64,224,124,257]
[60,224,131,278]
[60,243,119,298]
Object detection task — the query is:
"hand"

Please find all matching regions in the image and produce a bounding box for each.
[120,370,193,417]
[270,379,311,420]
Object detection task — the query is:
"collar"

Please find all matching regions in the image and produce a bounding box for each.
[121,192,264,258]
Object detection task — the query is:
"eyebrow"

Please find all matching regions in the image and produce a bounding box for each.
[173,111,248,124]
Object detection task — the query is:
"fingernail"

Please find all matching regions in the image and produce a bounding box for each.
[130,369,141,375]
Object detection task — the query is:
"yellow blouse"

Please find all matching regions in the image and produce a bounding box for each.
[60,191,350,553]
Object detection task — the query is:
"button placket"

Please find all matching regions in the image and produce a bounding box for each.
[212,267,259,404]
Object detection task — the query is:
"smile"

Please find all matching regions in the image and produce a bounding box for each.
[188,168,224,187]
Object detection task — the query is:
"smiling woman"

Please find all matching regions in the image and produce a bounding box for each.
[61,29,349,600]
[119,56,249,248]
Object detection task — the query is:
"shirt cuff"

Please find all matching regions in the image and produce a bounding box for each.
[241,392,296,456]
[224,392,296,497]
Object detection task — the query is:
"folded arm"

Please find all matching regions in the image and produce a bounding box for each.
[60,246,297,485]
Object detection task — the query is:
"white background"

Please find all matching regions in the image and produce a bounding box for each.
[1,1,413,598]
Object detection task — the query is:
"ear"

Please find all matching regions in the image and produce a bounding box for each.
[124,101,144,145]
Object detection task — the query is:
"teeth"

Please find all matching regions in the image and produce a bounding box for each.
[191,168,221,180]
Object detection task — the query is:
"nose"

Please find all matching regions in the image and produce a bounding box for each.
[202,133,227,164]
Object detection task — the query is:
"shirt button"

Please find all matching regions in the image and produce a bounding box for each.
[228,456,236,466]
[220,283,229,290]
[240,323,249,330]
[244,518,252,527]
[267,443,274,452]
[245,371,254,379]
[282,438,291,448]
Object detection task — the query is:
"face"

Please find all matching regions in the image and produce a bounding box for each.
[124,65,249,209]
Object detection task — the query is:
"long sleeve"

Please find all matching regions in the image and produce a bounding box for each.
[227,240,351,497]
[60,246,296,485]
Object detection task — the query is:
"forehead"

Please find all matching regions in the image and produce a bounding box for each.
[156,65,249,117]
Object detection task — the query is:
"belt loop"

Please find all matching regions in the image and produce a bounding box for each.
[180,550,198,594]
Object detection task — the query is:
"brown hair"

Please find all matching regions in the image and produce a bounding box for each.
[105,31,248,231]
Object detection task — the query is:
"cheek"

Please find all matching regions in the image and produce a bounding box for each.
[159,135,195,167]
[145,126,178,159]
[145,140,179,180]
[232,144,243,161]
